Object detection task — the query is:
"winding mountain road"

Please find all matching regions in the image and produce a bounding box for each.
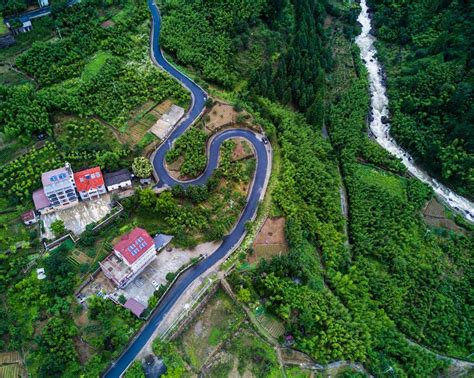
[103,1,270,376]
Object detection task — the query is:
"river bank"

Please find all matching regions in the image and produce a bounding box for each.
[355,0,474,223]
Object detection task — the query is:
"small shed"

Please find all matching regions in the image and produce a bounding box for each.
[124,298,146,318]
[153,234,173,251]
[104,169,132,192]
[21,210,37,225]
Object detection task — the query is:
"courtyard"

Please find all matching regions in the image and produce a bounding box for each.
[78,241,220,310]
[41,194,112,239]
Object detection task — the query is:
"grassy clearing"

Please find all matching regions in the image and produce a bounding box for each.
[0,63,33,86]
[175,289,245,370]
[0,22,8,34]
[81,51,113,81]
[205,326,281,378]
[0,202,35,251]
[0,137,34,166]
[355,164,406,200]
[285,367,312,378]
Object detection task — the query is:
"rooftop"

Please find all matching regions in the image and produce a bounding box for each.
[124,298,146,317]
[32,188,50,210]
[114,228,154,265]
[41,165,72,192]
[104,168,132,187]
[74,166,104,192]
[21,210,35,222]
[100,253,133,286]
[153,234,173,250]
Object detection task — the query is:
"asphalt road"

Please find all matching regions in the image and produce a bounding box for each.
[103,0,270,376]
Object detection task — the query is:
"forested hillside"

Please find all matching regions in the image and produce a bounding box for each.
[1,0,473,376]
[368,0,474,198]
[158,0,272,88]
[156,0,473,375]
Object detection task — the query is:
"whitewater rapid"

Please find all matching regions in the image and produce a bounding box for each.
[355,0,474,223]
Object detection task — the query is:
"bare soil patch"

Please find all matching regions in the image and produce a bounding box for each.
[77,271,115,299]
[232,138,254,161]
[165,156,184,181]
[250,217,288,263]
[280,348,315,366]
[205,102,237,134]
[74,336,93,364]
[423,198,466,234]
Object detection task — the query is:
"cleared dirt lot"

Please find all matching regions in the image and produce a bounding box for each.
[250,217,288,263]
[423,198,466,234]
[205,102,237,133]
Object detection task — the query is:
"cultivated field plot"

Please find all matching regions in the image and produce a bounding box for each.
[69,248,93,266]
[174,289,245,371]
[0,351,21,365]
[255,311,285,340]
[249,217,288,263]
[120,100,173,146]
[0,351,24,378]
[423,198,466,234]
[203,326,281,377]
[0,364,21,378]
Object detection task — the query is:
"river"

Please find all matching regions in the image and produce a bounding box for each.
[355,0,474,223]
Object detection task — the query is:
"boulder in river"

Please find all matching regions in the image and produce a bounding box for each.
[368,110,374,123]
[381,115,390,124]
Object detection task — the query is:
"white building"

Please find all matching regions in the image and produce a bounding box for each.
[42,163,78,210]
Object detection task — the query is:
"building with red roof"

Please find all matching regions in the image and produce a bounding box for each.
[100,228,157,288]
[21,210,37,226]
[73,166,106,201]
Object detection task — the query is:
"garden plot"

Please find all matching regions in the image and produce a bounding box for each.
[41,194,112,239]
[423,198,466,234]
[203,326,281,377]
[69,248,93,266]
[249,217,288,263]
[255,310,285,340]
[124,100,174,146]
[174,289,245,371]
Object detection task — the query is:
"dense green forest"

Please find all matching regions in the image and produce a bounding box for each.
[368,0,474,198]
[158,0,287,89]
[233,0,470,375]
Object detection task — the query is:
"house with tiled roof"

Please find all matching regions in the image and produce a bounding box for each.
[100,228,157,288]
[104,168,132,192]
[21,210,37,225]
[74,166,106,200]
